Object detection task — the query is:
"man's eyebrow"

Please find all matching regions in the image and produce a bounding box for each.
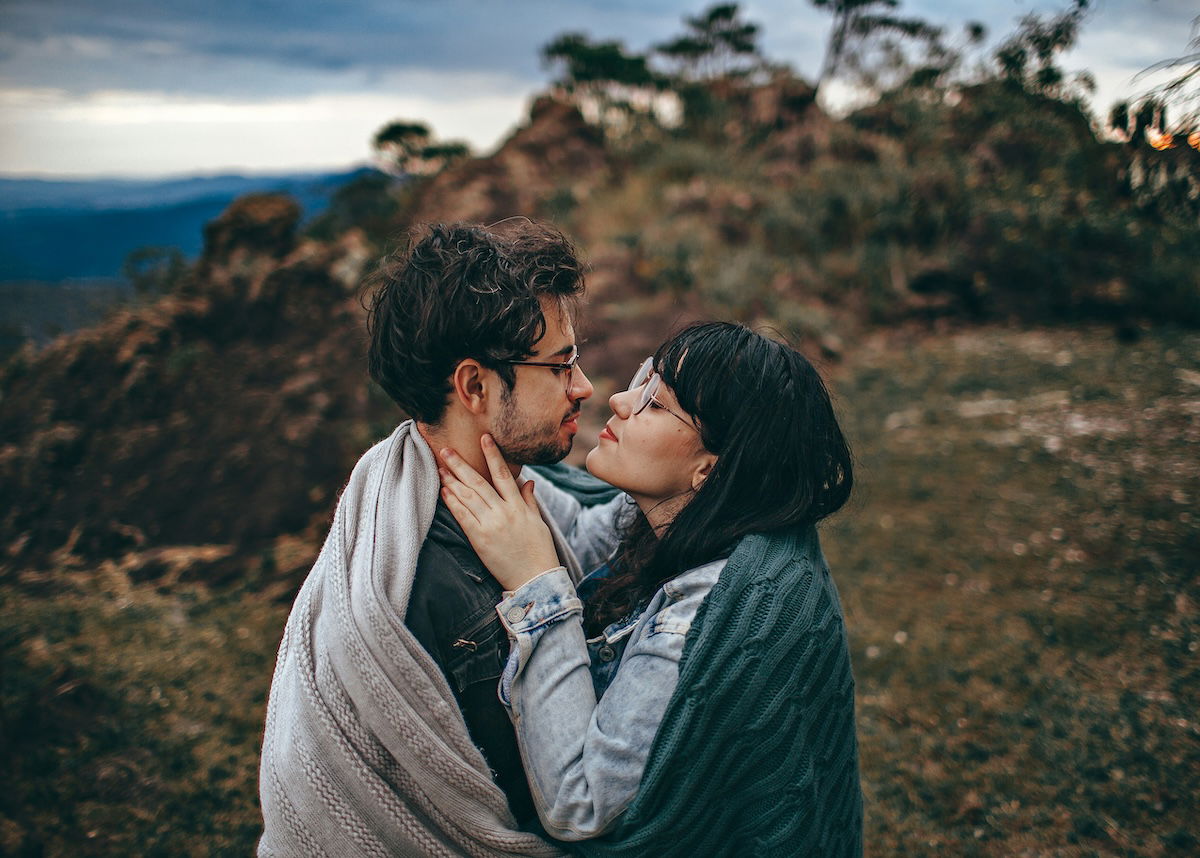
[547,343,576,358]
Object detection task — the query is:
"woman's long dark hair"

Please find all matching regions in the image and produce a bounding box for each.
[584,322,854,634]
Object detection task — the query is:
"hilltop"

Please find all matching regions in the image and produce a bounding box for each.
[3,47,1198,577]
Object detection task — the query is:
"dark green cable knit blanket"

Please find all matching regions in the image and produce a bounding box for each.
[576,524,863,858]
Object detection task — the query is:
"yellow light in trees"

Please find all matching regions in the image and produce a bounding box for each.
[1147,128,1175,150]
[1189,130,1200,151]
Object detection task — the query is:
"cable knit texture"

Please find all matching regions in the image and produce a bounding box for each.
[257,421,569,858]
[575,525,863,858]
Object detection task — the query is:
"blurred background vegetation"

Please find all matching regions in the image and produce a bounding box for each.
[1,1,1197,855]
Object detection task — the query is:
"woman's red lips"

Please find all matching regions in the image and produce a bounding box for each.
[599,425,617,442]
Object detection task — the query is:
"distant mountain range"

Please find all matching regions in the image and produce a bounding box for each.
[0,167,376,282]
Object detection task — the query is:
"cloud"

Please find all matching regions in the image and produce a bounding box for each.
[4,0,1193,99]
[0,81,534,176]
[0,0,692,96]
[2,0,1196,175]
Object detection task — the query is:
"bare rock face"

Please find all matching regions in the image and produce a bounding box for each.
[201,193,301,267]
[0,199,383,576]
[191,193,303,303]
[410,96,609,225]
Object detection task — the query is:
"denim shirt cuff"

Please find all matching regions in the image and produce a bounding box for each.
[496,566,581,634]
[496,567,581,699]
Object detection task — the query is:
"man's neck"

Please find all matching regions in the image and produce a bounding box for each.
[416,420,522,486]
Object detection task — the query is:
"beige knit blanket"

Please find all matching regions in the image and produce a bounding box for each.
[258,421,568,857]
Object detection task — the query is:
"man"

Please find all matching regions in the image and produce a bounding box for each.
[258,222,621,857]
[368,221,593,829]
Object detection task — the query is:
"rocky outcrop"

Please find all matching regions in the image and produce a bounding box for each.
[0,196,384,577]
[0,94,616,579]
[409,96,609,225]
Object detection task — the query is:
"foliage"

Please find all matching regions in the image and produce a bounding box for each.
[543,4,775,136]
[556,0,1199,329]
[1107,19,1200,223]
[541,32,669,137]
[542,33,661,90]
[371,120,472,176]
[1142,15,1200,129]
[654,3,764,81]
[809,0,946,100]
[992,0,1095,103]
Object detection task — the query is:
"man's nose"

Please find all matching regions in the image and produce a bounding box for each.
[570,366,594,401]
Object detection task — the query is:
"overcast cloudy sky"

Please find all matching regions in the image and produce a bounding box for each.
[1,0,1194,177]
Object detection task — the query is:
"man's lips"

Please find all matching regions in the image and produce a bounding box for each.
[562,410,580,431]
[598,425,617,442]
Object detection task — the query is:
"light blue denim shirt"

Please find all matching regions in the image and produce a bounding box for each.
[495,545,726,841]
[526,470,631,578]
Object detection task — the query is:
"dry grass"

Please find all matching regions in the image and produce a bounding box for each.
[824,325,1199,857]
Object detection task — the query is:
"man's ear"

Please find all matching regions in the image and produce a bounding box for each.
[691,454,718,492]
[451,359,492,416]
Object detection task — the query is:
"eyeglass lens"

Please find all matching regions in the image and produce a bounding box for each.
[628,357,653,390]
[556,349,579,390]
[628,357,659,415]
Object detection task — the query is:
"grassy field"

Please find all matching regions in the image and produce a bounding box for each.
[2,324,1197,856]
[826,326,1199,857]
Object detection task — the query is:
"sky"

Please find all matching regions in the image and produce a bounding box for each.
[1,0,1195,178]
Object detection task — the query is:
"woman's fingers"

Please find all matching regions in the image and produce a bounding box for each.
[440,464,504,533]
[440,445,500,509]
[440,483,480,527]
[480,434,520,500]
[440,467,485,516]
[520,478,540,512]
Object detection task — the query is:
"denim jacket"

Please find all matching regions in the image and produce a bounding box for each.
[495,548,726,841]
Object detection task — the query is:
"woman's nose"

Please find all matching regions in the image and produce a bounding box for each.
[609,388,635,418]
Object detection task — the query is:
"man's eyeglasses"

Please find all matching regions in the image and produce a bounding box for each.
[499,348,580,389]
[628,357,693,428]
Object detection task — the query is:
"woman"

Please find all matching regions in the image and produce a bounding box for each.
[438,322,862,857]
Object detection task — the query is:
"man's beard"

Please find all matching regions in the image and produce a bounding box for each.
[492,395,576,466]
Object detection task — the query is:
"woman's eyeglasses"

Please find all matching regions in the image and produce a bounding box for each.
[628,357,694,428]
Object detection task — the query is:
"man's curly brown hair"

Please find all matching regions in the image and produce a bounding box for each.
[366,221,584,424]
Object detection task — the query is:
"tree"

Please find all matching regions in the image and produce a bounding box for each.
[992,0,1094,102]
[541,32,670,134]
[1135,15,1200,137]
[1108,17,1200,218]
[655,3,764,81]
[542,33,660,91]
[371,120,471,176]
[810,0,944,100]
[372,121,430,171]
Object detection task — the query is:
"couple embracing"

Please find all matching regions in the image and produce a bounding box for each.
[258,221,862,857]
